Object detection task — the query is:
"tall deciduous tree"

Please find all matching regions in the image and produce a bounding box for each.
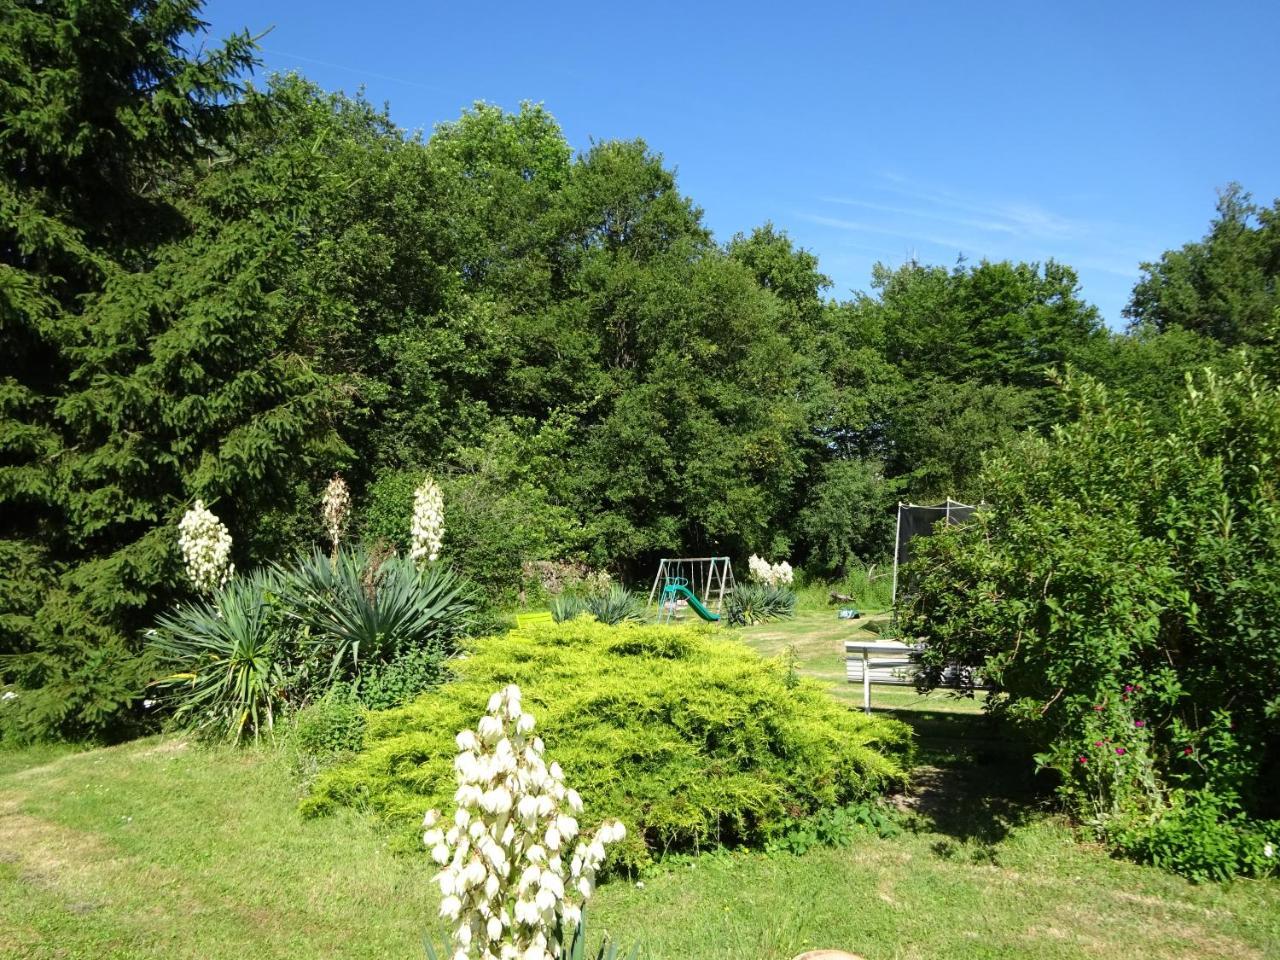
[1127,185,1280,348]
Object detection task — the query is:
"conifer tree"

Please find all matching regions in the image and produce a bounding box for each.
[1,0,256,736]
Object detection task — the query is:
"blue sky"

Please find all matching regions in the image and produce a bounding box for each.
[203,0,1280,327]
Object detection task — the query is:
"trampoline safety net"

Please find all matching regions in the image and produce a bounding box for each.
[892,499,978,603]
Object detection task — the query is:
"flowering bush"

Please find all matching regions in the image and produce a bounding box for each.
[747,554,793,587]
[177,499,235,593]
[321,475,351,556]
[412,477,446,565]
[1048,684,1280,881]
[422,684,625,960]
[903,370,1280,879]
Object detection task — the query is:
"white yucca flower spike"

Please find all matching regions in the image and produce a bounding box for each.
[411,476,445,565]
[321,474,351,556]
[423,684,626,960]
[177,499,234,593]
[747,554,793,587]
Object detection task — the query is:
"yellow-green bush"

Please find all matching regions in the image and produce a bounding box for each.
[303,619,912,869]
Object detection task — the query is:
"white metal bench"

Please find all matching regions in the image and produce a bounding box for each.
[845,640,988,713]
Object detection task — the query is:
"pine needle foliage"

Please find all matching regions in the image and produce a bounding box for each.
[303,619,912,870]
[0,0,261,740]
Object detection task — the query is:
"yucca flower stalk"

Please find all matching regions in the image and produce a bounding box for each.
[423,684,625,960]
[411,476,446,565]
[177,499,234,593]
[747,554,793,588]
[321,474,351,558]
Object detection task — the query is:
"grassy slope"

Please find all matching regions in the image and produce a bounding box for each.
[2,612,1277,959]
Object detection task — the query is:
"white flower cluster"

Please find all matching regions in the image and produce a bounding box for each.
[321,474,351,554]
[747,554,793,587]
[177,500,234,593]
[411,476,445,565]
[423,685,626,960]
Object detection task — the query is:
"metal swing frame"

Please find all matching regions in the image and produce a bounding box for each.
[646,556,735,620]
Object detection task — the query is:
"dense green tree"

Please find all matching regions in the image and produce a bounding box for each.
[1071,324,1226,420]
[9,1,1275,745]
[1127,185,1280,348]
[793,458,898,578]
[1,0,256,736]
[840,258,1104,502]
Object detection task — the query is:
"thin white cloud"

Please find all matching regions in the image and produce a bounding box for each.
[819,196,1020,235]
[803,174,1157,281]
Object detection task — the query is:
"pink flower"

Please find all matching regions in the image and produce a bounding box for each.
[1134,720,1146,728]
[1184,746,1194,755]
[1094,741,1104,748]
[1115,747,1127,756]
[1077,756,1088,765]
[1124,684,1134,693]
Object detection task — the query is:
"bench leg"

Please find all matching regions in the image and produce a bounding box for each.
[863,650,871,714]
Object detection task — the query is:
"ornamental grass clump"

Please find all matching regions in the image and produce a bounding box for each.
[305,619,912,869]
[412,476,446,565]
[423,684,625,960]
[177,499,235,593]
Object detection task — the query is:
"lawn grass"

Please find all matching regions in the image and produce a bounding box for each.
[2,611,1278,959]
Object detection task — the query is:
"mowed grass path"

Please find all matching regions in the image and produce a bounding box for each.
[2,612,1278,959]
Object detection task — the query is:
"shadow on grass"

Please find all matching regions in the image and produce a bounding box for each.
[876,706,1054,859]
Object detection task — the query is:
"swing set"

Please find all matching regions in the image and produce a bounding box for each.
[647,557,735,623]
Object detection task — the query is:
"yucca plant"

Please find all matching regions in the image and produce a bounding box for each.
[276,547,476,684]
[147,569,289,741]
[724,583,797,627]
[550,592,590,623]
[584,585,644,625]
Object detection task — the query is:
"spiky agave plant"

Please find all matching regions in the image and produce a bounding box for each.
[276,547,476,683]
[584,585,644,626]
[148,569,288,741]
[550,593,591,624]
[724,583,796,627]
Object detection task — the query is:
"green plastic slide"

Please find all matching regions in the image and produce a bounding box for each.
[664,583,720,621]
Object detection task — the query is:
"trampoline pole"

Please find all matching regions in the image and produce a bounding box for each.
[892,502,903,605]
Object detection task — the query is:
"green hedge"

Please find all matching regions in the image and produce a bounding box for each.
[303,619,912,869]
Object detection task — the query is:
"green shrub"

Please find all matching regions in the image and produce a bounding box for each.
[902,367,1280,878]
[275,547,476,687]
[1109,790,1279,883]
[765,798,903,856]
[291,688,367,759]
[147,570,293,742]
[724,583,797,626]
[303,619,912,869]
[359,469,419,552]
[354,646,451,711]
